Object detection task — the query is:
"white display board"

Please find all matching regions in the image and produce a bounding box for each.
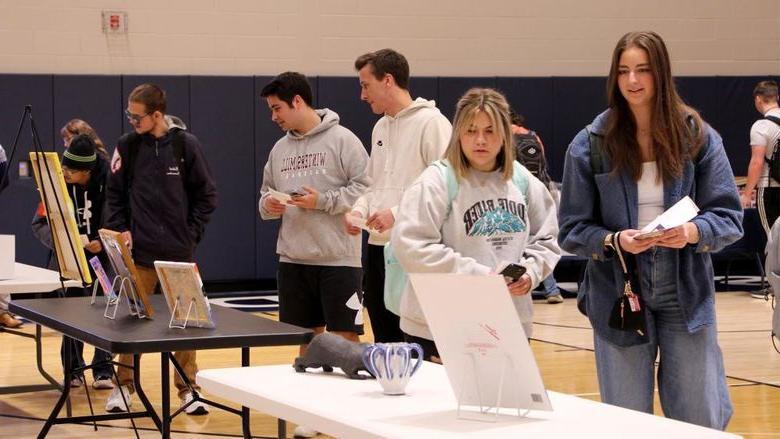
[408,273,552,414]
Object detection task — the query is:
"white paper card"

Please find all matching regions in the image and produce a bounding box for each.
[637,196,699,239]
[80,234,90,247]
[267,188,294,205]
[409,273,552,412]
[346,214,375,233]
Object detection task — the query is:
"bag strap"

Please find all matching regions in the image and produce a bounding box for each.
[611,232,637,298]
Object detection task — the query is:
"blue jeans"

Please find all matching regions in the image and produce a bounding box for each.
[541,275,560,297]
[593,248,732,430]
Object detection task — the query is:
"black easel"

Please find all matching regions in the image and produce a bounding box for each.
[4,105,98,425]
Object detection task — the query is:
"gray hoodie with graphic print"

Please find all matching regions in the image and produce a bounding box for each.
[259,109,369,267]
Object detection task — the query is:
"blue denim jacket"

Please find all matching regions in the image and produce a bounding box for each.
[558,111,743,347]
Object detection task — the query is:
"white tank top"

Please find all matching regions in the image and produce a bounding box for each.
[637,162,664,229]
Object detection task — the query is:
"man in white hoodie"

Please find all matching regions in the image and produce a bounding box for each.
[348,49,452,343]
[259,71,369,350]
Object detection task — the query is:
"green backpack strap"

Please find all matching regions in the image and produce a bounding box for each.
[511,160,529,198]
[431,159,459,206]
[587,127,606,175]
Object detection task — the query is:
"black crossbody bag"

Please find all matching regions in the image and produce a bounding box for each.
[607,232,647,335]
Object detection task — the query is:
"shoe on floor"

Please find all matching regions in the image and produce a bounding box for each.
[181,391,209,415]
[69,376,84,388]
[293,425,317,438]
[0,312,22,328]
[546,293,564,304]
[105,385,132,413]
[92,376,114,390]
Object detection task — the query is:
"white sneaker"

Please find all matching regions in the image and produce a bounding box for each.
[92,377,114,390]
[105,385,132,413]
[293,425,317,438]
[181,391,209,415]
[69,376,84,388]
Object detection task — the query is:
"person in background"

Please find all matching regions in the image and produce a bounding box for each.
[739,80,780,299]
[558,31,742,429]
[60,118,110,160]
[0,143,21,328]
[392,88,560,361]
[348,48,452,343]
[509,110,564,304]
[104,83,217,415]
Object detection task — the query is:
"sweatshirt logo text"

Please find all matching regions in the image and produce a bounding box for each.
[280,152,327,175]
[463,199,526,236]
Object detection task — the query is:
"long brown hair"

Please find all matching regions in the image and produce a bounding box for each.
[60,119,109,160]
[604,31,704,182]
[445,88,515,181]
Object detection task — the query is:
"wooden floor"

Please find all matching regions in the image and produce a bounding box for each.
[0,291,778,438]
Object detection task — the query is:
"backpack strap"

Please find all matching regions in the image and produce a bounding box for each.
[511,161,529,197]
[765,115,780,127]
[431,160,459,206]
[586,127,606,175]
[120,130,188,189]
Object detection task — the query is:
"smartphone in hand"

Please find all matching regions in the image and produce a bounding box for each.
[499,263,526,283]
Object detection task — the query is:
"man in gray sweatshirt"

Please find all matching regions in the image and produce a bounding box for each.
[259,72,370,356]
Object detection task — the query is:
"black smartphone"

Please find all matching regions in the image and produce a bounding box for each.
[500,263,526,283]
[289,189,305,197]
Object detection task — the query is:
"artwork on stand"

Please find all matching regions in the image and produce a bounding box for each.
[98,228,153,318]
[89,256,117,303]
[155,261,215,329]
[29,152,92,285]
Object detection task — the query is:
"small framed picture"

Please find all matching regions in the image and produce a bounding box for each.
[154,261,215,329]
[89,256,117,302]
[98,228,154,318]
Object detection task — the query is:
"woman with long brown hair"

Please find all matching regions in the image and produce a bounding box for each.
[558,31,742,429]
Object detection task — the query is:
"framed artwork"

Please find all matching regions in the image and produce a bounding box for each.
[29,152,92,285]
[89,256,117,302]
[154,261,215,329]
[98,228,154,318]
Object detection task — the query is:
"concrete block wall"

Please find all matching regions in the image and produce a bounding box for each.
[0,0,777,76]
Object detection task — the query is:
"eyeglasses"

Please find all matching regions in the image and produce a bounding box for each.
[61,166,87,175]
[125,109,151,124]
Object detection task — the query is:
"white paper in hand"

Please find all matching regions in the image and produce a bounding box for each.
[346,213,375,233]
[267,188,294,205]
[637,196,699,239]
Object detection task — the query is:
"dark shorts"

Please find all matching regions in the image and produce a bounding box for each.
[277,262,364,334]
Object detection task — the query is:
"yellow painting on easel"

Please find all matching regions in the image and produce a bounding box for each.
[29,151,92,285]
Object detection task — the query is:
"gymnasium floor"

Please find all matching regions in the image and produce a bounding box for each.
[0,290,778,438]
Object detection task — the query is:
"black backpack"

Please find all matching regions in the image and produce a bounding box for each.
[763,115,780,187]
[514,131,551,185]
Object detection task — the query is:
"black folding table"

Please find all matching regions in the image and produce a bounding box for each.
[10,295,312,439]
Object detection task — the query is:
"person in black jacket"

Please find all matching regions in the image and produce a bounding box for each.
[103,83,217,415]
[31,134,115,389]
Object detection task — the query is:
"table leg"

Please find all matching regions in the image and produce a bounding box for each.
[278,418,287,439]
[161,352,171,439]
[241,347,252,439]
[34,324,71,417]
[133,353,163,433]
[36,344,72,438]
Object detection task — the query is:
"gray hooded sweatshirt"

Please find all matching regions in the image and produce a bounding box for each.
[259,109,369,267]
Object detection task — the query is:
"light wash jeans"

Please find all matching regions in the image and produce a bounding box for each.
[541,275,560,297]
[593,247,732,430]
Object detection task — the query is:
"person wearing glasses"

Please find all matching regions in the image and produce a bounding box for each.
[31,134,115,390]
[104,83,217,415]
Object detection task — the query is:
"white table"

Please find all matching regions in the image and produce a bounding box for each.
[0,262,81,294]
[0,263,82,404]
[198,363,740,439]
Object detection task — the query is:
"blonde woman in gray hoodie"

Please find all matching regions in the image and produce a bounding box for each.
[391,88,561,361]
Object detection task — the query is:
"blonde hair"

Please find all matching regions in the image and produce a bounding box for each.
[60,119,108,159]
[445,88,514,181]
